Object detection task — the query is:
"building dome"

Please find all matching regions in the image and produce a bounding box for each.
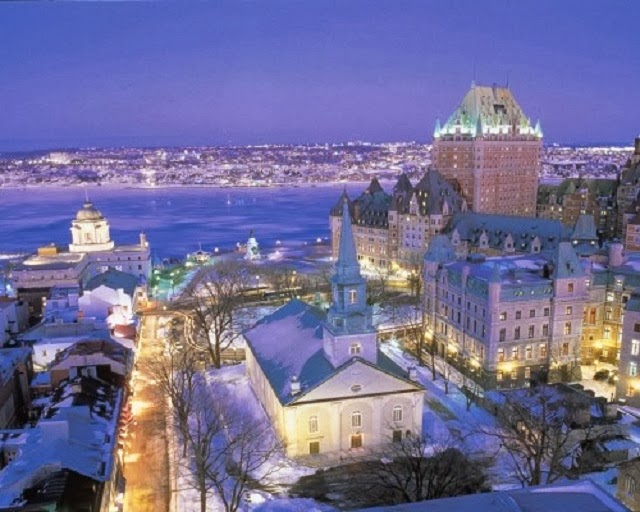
[76,201,103,221]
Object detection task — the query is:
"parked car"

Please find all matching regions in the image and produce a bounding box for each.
[608,370,619,385]
[594,369,610,381]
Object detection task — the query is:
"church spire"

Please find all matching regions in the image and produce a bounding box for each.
[335,198,361,280]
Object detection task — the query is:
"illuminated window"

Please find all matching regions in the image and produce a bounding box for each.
[497,370,503,381]
[511,347,519,360]
[568,283,574,293]
[308,416,319,434]
[632,339,640,356]
[525,346,532,360]
[562,342,570,356]
[392,406,403,423]
[540,343,547,358]
[564,322,572,335]
[500,312,507,321]
[630,362,638,377]
[498,348,505,362]
[349,289,357,304]
[352,411,362,428]
[566,306,572,316]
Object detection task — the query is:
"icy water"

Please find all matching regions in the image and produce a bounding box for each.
[0,184,367,259]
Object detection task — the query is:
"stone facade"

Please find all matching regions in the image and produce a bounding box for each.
[330,171,466,274]
[422,237,586,389]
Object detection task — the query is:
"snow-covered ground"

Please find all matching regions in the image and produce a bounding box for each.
[577,363,617,401]
[174,363,326,512]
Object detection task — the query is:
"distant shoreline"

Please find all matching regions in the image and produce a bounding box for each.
[0,180,380,191]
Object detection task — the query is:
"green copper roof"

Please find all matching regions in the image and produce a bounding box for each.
[438,83,539,139]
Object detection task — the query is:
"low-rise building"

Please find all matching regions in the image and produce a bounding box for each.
[0,376,124,511]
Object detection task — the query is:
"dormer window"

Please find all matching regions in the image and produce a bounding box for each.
[349,289,357,304]
[350,342,362,355]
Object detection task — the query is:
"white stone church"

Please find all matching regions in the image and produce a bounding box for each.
[245,202,424,457]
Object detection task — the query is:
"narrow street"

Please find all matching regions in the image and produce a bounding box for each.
[123,313,171,512]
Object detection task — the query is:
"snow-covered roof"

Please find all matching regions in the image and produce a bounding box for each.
[244,299,412,406]
[0,376,122,508]
[359,479,628,511]
[85,268,138,296]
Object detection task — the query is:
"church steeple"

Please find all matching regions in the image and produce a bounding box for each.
[334,198,361,282]
[324,199,376,368]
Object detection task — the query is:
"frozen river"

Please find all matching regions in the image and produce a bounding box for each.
[0,184,368,259]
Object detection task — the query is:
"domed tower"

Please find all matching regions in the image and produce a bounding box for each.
[69,201,115,253]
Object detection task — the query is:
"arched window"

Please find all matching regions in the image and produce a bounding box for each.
[308,415,318,434]
[349,342,361,355]
[393,405,403,423]
[351,411,362,428]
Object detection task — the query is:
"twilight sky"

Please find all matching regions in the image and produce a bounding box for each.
[0,1,638,150]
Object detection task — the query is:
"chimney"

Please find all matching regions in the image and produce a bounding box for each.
[609,242,624,268]
[140,232,148,248]
[290,376,301,396]
[408,366,418,381]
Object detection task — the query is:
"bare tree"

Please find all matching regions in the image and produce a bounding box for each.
[392,302,428,367]
[480,385,612,486]
[186,261,250,369]
[205,394,284,512]
[349,431,488,506]
[366,268,391,306]
[261,265,298,304]
[145,338,198,457]
[147,346,283,512]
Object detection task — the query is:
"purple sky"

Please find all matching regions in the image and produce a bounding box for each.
[0,1,637,150]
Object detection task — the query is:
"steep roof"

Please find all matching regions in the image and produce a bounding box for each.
[424,235,456,264]
[553,241,586,279]
[335,195,361,281]
[243,299,413,406]
[448,212,571,253]
[438,83,539,139]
